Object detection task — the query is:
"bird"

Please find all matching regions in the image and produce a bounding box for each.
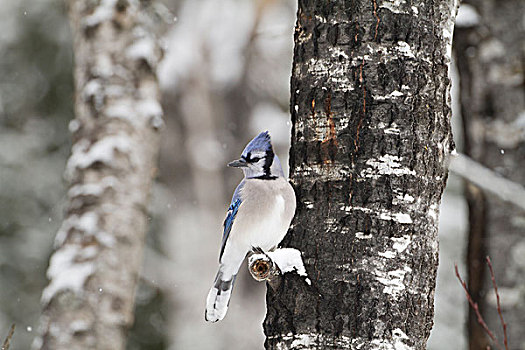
[205,131,296,322]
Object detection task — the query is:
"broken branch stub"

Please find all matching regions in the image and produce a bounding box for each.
[248,253,280,281]
[247,248,310,284]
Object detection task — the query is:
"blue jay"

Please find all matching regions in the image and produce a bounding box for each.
[205,131,296,322]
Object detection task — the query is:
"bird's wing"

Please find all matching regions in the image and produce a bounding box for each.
[219,180,244,261]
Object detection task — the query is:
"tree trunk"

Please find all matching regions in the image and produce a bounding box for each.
[34,1,164,349]
[454,1,525,349]
[264,0,457,348]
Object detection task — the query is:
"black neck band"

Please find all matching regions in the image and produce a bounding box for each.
[253,174,277,180]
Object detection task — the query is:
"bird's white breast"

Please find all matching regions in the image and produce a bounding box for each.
[274,194,285,216]
[225,178,296,256]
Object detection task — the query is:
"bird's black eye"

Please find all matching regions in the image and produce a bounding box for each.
[243,152,262,163]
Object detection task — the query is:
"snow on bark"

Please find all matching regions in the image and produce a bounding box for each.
[248,248,311,285]
[33,1,165,349]
[264,0,457,349]
[455,4,480,28]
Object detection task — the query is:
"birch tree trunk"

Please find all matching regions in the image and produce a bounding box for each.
[454,1,525,349]
[264,0,457,348]
[34,1,164,349]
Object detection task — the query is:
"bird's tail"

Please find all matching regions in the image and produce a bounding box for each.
[205,271,237,322]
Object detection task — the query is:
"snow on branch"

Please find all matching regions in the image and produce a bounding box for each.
[41,244,96,304]
[247,248,311,285]
[448,152,525,211]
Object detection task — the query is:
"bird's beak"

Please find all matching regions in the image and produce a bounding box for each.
[228,159,247,168]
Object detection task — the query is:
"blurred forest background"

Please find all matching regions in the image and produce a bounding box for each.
[2,0,509,349]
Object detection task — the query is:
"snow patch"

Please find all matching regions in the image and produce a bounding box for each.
[304,201,314,209]
[105,98,163,128]
[392,235,411,253]
[68,176,118,198]
[394,213,413,224]
[66,135,135,179]
[296,162,351,181]
[268,249,310,284]
[291,334,316,348]
[70,320,91,334]
[82,79,104,110]
[105,102,134,120]
[314,15,327,23]
[83,0,117,28]
[355,231,373,239]
[402,194,415,203]
[42,245,95,304]
[374,265,412,298]
[248,248,311,285]
[380,0,407,14]
[138,99,164,129]
[329,47,349,59]
[377,236,411,259]
[341,206,413,225]
[374,90,408,101]
[396,41,415,58]
[378,251,397,259]
[379,212,413,224]
[428,204,439,221]
[96,231,117,247]
[362,154,416,179]
[443,0,459,65]
[126,37,158,67]
[393,193,415,205]
[54,212,114,248]
[456,4,480,27]
[270,333,353,348]
[392,328,412,350]
[54,212,100,247]
[306,57,355,92]
[384,123,401,135]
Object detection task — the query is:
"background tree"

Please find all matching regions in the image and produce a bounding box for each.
[454,1,525,349]
[264,0,458,348]
[33,1,165,349]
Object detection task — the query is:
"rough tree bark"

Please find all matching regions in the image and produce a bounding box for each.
[33,1,164,349]
[454,1,525,349]
[265,0,457,349]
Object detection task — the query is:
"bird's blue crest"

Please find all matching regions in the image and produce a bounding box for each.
[242,131,273,156]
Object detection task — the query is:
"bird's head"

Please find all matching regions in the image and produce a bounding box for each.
[228,131,284,179]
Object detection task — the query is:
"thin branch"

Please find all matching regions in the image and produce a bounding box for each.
[1,324,15,350]
[448,152,525,211]
[455,264,503,350]
[486,257,509,350]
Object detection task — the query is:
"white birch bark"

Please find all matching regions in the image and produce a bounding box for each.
[33,1,164,349]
